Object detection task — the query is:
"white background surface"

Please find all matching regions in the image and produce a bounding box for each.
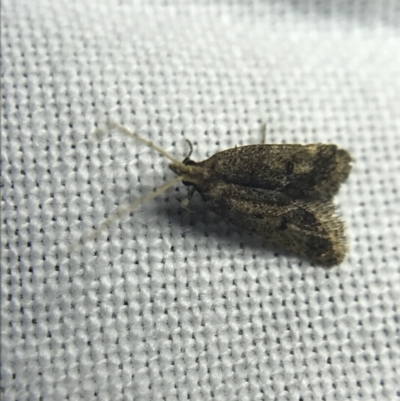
[2,1,400,400]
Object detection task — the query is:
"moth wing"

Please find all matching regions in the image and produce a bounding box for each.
[201,182,347,266]
[199,144,352,200]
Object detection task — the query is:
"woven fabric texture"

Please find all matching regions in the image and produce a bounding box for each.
[2,1,400,400]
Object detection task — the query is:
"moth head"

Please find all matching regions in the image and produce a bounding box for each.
[168,161,203,186]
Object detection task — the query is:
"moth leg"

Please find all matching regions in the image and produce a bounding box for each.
[180,187,196,212]
[260,122,268,144]
[182,139,193,163]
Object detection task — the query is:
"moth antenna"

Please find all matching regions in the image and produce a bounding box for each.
[70,175,183,252]
[92,121,185,167]
[182,139,193,163]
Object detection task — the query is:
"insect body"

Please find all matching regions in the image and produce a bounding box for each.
[84,122,352,266]
[169,144,352,266]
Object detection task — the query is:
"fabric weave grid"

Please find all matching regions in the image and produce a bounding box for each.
[1,1,399,400]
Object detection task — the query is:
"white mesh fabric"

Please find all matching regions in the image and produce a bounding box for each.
[2,1,399,400]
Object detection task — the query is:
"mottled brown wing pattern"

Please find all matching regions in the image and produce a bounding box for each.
[198,144,352,200]
[199,181,347,266]
[172,135,352,265]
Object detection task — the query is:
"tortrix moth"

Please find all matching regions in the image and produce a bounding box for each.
[81,122,352,266]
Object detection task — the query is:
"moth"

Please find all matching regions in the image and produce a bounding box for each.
[82,122,352,266]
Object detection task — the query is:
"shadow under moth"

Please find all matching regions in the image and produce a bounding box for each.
[82,122,352,266]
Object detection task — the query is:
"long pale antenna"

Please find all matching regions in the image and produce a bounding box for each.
[93,121,185,166]
[72,175,183,252]
[70,122,188,252]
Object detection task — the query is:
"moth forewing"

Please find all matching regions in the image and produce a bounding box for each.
[189,180,347,266]
[197,144,352,200]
